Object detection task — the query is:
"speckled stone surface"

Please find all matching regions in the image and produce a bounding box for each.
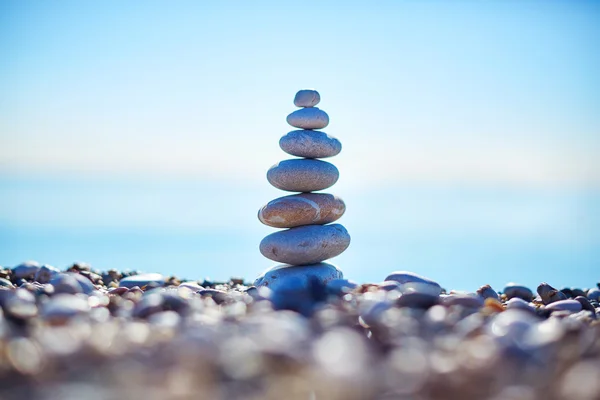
[293,89,320,107]
[254,262,343,291]
[259,224,350,265]
[286,107,329,130]
[279,130,342,159]
[258,193,345,228]
[267,159,339,192]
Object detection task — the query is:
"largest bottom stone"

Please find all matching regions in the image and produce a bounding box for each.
[259,223,350,265]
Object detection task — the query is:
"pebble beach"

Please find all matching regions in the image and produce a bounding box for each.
[0,261,599,400]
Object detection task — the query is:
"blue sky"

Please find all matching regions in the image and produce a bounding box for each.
[0,1,598,289]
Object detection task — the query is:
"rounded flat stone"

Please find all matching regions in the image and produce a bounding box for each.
[267,159,339,192]
[503,283,533,300]
[384,271,442,296]
[254,262,343,291]
[258,193,345,228]
[119,273,166,289]
[294,89,320,107]
[286,107,329,130]
[259,224,350,265]
[545,299,582,313]
[279,130,341,159]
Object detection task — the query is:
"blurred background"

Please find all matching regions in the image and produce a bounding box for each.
[0,0,598,291]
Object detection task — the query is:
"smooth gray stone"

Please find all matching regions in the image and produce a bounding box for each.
[397,292,439,309]
[41,294,90,321]
[119,273,165,289]
[259,224,350,265]
[587,288,600,301]
[442,293,484,308]
[254,263,343,291]
[545,299,582,313]
[178,282,204,292]
[286,107,329,129]
[294,89,320,107]
[279,130,341,159]
[503,283,533,300]
[506,297,536,312]
[12,261,40,279]
[267,159,339,192]
[537,282,567,305]
[50,273,95,295]
[34,264,60,284]
[384,271,441,296]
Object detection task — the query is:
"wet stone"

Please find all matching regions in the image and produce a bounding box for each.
[259,224,350,265]
[258,193,345,229]
[266,159,339,193]
[279,130,342,159]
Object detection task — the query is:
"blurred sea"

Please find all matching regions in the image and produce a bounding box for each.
[1,175,598,292]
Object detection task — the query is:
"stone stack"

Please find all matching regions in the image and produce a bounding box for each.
[255,90,350,289]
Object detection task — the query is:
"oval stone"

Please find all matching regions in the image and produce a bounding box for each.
[258,193,346,228]
[267,159,339,192]
[259,224,350,265]
[119,273,166,289]
[286,107,329,129]
[279,130,341,159]
[503,283,533,300]
[545,299,582,313]
[384,271,442,296]
[294,89,320,107]
[254,262,343,291]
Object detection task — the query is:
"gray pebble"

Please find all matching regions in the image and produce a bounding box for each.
[293,89,320,107]
[503,283,533,301]
[545,299,582,313]
[119,273,166,289]
[279,130,341,159]
[50,273,95,295]
[384,271,441,296]
[34,264,60,284]
[12,261,40,279]
[397,292,439,309]
[287,107,329,129]
[587,288,600,301]
[267,159,339,192]
[41,294,90,322]
[442,293,484,308]
[254,262,343,291]
[259,224,350,265]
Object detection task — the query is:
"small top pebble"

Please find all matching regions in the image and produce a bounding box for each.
[294,89,320,107]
